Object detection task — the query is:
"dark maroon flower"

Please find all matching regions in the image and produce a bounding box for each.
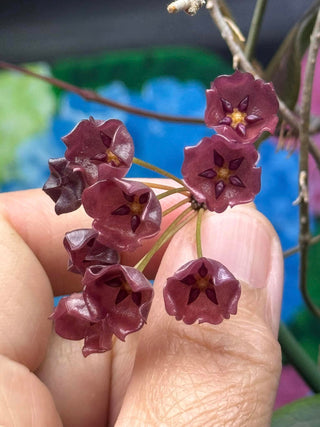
[62,117,134,184]
[63,228,120,275]
[205,71,279,143]
[50,293,113,357]
[83,264,154,341]
[82,178,162,251]
[181,134,261,213]
[42,157,87,215]
[163,257,241,325]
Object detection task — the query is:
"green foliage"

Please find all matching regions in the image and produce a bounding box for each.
[0,64,56,182]
[265,1,320,110]
[272,394,320,426]
[51,47,232,92]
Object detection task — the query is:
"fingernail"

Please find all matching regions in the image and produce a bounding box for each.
[201,205,283,335]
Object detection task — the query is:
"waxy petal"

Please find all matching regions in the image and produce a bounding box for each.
[182,135,261,212]
[164,258,241,325]
[205,71,279,143]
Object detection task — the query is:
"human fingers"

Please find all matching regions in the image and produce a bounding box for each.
[115,204,283,426]
[0,182,186,296]
[0,214,62,424]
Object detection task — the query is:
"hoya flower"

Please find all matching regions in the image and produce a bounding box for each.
[63,228,120,275]
[164,257,241,325]
[181,134,261,213]
[43,157,87,215]
[83,264,154,341]
[82,178,162,251]
[205,71,279,143]
[62,117,134,184]
[50,293,113,357]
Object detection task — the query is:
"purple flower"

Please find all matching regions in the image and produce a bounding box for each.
[63,228,120,275]
[62,117,134,184]
[205,71,279,143]
[50,293,113,357]
[163,257,241,325]
[181,134,261,213]
[82,178,162,251]
[42,157,87,215]
[83,264,154,341]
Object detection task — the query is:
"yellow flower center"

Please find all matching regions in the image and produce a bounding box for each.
[130,199,144,215]
[227,108,247,129]
[217,167,230,180]
[197,278,209,291]
[106,149,121,166]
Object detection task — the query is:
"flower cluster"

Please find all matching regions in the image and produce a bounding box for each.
[44,71,279,356]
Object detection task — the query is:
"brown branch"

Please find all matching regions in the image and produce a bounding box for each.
[283,233,320,258]
[0,60,204,125]
[298,7,320,318]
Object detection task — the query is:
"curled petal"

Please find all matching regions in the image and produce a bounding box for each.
[182,135,261,212]
[63,228,120,275]
[83,264,154,341]
[63,117,134,183]
[82,178,162,251]
[205,70,279,143]
[164,258,241,325]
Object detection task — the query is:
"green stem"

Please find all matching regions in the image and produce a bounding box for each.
[157,187,189,200]
[196,208,205,258]
[135,207,195,272]
[132,157,185,186]
[244,0,268,61]
[278,322,320,393]
[162,198,190,217]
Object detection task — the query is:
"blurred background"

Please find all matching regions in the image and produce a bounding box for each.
[0,0,319,408]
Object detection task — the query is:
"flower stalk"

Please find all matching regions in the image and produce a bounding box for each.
[196,208,204,258]
[135,206,196,272]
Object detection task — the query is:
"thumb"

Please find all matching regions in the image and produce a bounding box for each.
[116,204,283,427]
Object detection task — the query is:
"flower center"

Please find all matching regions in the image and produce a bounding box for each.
[197,277,209,290]
[130,200,143,215]
[106,149,121,166]
[226,108,247,129]
[217,167,230,180]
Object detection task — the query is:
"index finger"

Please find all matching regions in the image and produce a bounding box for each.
[0,181,187,296]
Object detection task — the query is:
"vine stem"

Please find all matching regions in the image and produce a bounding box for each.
[135,206,196,272]
[132,157,185,186]
[196,208,205,258]
[244,0,268,61]
[278,322,320,393]
[298,7,320,318]
[283,233,320,258]
[0,61,203,125]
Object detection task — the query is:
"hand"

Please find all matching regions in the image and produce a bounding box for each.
[0,184,283,426]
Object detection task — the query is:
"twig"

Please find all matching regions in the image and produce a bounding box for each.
[0,61,204,125]
[283,233,320,258]
[244,0,268,61]
[167,0,206,15]
[309,137,320,170]
[206,0,299,131]
[310,115,320,134]
[298,7,320,318]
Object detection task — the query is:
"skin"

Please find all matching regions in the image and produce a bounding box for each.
[0,181,283,426]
